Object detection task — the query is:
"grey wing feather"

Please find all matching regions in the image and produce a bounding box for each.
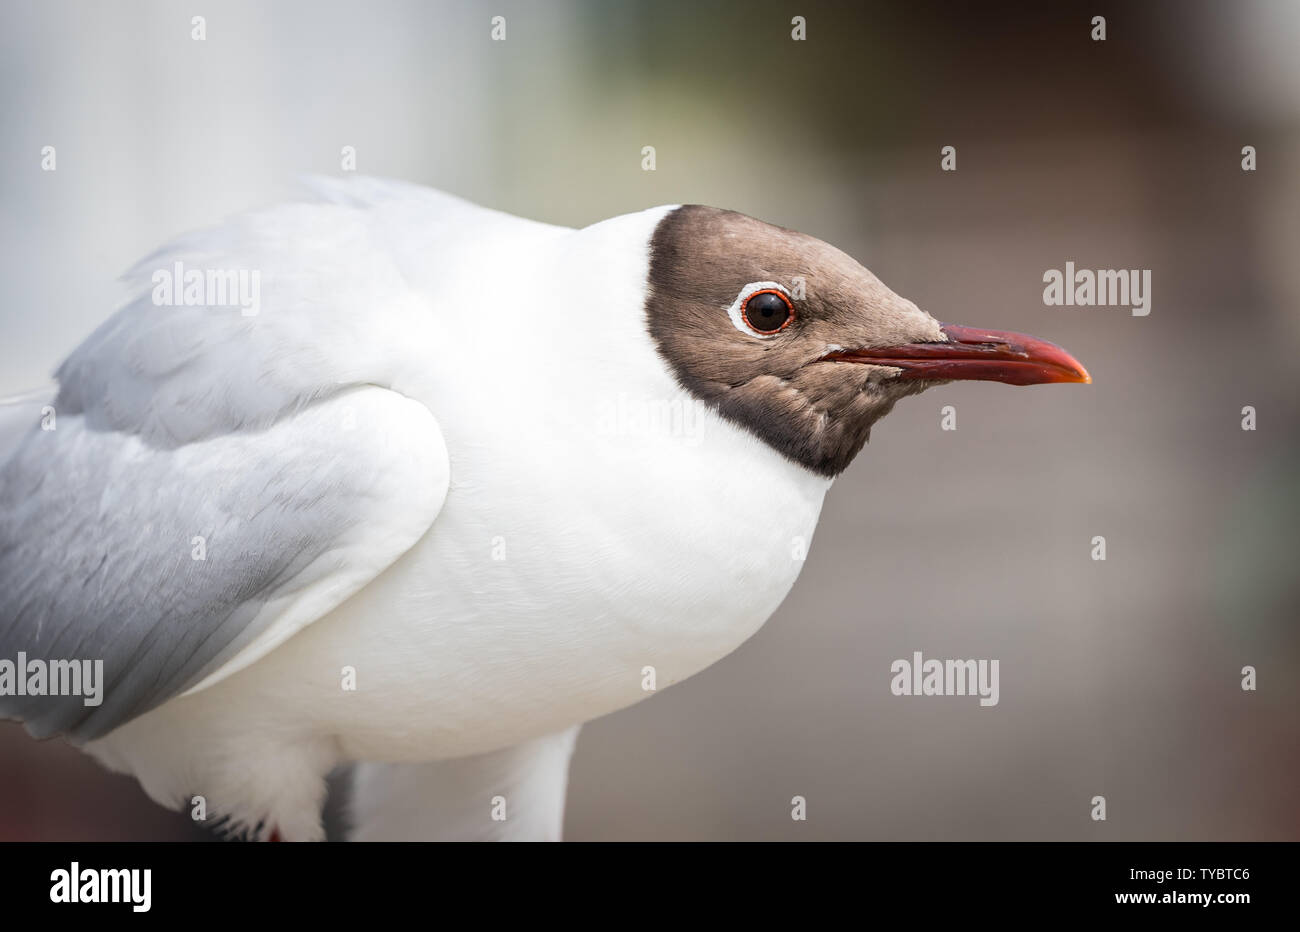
[0,387,446,742]
[1,179,455,743]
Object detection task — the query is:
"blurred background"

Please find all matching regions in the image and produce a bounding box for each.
[0,0,1296,840]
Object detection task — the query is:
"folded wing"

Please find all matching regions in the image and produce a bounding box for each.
[0,178,458,742]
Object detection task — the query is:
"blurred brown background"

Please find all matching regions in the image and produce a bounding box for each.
[1,0,1296,840]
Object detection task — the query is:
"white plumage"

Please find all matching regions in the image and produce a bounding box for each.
[1,178,829,839]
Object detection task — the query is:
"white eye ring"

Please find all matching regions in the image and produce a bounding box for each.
[727,281,794,338]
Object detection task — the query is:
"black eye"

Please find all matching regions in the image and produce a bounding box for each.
[742,290,794,334]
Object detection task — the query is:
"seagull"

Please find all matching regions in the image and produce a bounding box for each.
[0,177,1089,841]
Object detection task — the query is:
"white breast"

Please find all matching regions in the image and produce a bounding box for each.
[291,407,827,759]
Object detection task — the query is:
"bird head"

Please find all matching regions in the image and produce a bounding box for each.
[644,205,1090,477]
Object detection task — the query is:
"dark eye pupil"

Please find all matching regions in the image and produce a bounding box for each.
[745,292,791,332]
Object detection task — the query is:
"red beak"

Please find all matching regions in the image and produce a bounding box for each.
[824,323,1091,386]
